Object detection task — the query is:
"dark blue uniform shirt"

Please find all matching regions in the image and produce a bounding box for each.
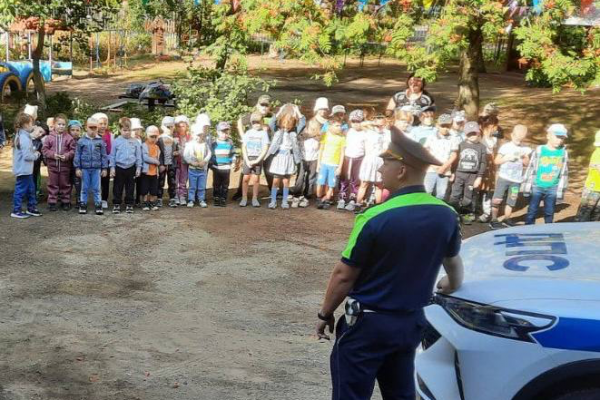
[341,185,461,312]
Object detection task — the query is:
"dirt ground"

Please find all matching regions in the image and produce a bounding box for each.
[0,56,597,399]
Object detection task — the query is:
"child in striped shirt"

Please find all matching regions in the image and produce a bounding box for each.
[210,122,236,207]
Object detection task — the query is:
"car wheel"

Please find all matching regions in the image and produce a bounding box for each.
[1,75,21,103]
[551,388,600,400]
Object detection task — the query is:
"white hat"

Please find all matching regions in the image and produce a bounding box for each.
[547,123,568,137]
[161,116,175,126]
[145,125,160,136]
[195,113,211,127]
[174,115,189,125]
[452,110,466,123]
[130,118,143,131]
[331,105,346,115]
[23,104,38,120]
[87,116,99,125]
[314,97,329,112]
[92,112,108,122]
[191,123,205,137]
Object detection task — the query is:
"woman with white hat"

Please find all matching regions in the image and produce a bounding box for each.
[174,115,192,205]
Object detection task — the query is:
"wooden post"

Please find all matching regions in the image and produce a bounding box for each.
[4,31,8,62]
[89,34,93,72]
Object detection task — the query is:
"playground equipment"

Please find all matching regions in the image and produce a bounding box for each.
[0,17,74,102]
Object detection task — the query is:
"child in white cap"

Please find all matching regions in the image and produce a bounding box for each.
[161,116,175,136]
[141,126,162,211]
[522,123,570,225]
[174,115,191,205]
[291,97,329,207]
[74,116,109,215]
[130,118,144,206]
[184,123,212,208]
[576,130,600,222]
[92,112,112,209]
[158,116,179,207]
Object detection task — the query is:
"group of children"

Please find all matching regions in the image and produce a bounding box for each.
[8,98,600,225]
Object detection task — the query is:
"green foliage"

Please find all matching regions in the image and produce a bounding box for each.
[172,64,272,140]
[44,92,73,118]
[515,0,600,92]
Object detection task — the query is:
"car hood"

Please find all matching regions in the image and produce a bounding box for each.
[452,222,600,303]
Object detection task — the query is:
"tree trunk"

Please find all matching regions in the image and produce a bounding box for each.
[477,39,486,73]
[32,23,47,111]
[456,26,482,120]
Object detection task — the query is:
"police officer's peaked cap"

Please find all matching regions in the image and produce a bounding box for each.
[382,127,442,169]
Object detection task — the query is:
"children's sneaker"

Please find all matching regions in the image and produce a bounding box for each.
[179,196,187,205]
[126,205,134,214]
[282,201,290,209]
[462,213,475,225]
[252,199,261,208]
[239,198,248,207]
[48,203,58,212]
[79,204,87,214]
[187,201,194,208]
[61,202,71,211]
[199,201,208,208]
[101,200,108,209]
[220,198,227,207]
[502,218,516,227]
[337,199,346,210]
[151,203,159,211]
[10,211,30,219]
[95,204,104,215]
[113,205,121,214]
[317,199,325,210]
[268,201,277,209]
[345,200,356,212]
[169,199,177,208]
[478,213,490,223]
[489,220,504,230]
[298,197,309,208]
[157,199,163,208]
[142,203,150,211]
[322,201,331,210]
[26,208,42,217]
[291,197,300,208]
[213,198,221,207]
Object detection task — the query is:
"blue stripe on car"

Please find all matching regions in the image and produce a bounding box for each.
[533,318,600,353]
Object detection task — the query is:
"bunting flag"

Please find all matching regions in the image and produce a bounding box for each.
[423,0,435,10]
[532,0,543,14]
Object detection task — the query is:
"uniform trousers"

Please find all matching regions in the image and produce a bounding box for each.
[331,310,425,400]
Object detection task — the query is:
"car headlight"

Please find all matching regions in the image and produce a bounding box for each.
[435,294,556,342]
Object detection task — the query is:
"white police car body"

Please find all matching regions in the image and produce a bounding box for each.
[416,222,600,400]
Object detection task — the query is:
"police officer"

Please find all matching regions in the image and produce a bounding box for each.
[316,127,465,400]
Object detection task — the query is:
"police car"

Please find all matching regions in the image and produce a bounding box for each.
[416,222,600,400]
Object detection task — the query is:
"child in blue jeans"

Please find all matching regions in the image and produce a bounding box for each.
[11,113,42,219]
[74,117,109,215]
[522,124,569,224]
[184,125,212,208]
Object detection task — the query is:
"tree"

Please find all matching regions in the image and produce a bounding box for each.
[0,0,118,110]
[240,0,599,118]
[515,0,600,91]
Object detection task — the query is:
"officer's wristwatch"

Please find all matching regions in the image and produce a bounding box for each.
[318,311,334,321]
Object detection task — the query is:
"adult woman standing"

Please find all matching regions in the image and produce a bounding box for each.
[385,74,435,124]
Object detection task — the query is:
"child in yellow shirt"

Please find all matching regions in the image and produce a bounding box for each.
[316,119,345,209]
[576,130,600,222]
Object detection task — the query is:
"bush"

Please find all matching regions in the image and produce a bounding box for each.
[172,63,273,141]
